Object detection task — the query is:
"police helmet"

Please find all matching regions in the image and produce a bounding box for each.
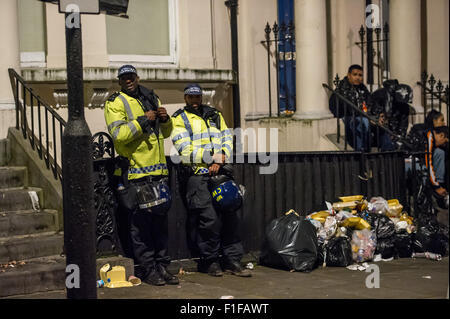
[209,175,243,213]
[136,180,172,215]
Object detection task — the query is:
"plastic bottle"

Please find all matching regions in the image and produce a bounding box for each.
[412,252,442,261]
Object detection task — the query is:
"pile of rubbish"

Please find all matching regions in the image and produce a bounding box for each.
[259,196,449,272]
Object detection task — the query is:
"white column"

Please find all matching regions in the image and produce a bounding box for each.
[293,0,331,119]
[0,0,20,139]
[426,0,449,81]
[389,0,422,107]
[0,0,20,105]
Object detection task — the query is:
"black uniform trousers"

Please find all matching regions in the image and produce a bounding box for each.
[116,176,171,279]
[184,174,244,266]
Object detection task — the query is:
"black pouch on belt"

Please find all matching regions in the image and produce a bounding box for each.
[115,156,138,212]
[116,185,137,212]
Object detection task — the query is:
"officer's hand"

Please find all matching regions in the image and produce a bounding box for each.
[157,107,169,122]
[436,187,448,197]
[209,164,221,176]
[145,110,157,121]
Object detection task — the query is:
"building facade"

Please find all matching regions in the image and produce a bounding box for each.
[0,0,448,154]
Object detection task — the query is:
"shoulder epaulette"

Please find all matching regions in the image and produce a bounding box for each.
[107,92,120,102]
[172,109,184,118]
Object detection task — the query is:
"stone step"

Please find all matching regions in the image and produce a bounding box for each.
[0,167,28,189]
[0,187,43,212]
[0,209,58,237]
[0,255,134,298]
[325,133,353,151]
[0,232,63,263]
[0,139,10,166]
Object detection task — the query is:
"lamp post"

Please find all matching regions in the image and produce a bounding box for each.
[62,6,97,300]
[47,0,129,299]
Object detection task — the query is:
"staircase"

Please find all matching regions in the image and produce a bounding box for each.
[0,137,133,298]
[0,138,65,296]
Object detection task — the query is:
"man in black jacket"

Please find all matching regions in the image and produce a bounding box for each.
[329,65,395,152]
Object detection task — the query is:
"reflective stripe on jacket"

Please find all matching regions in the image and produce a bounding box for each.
[104,91,173,180]
[171,106,233,175]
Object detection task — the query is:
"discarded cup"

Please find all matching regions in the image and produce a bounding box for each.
[128,276,142,286]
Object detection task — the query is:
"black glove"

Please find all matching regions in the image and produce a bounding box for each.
[137,116,155,134]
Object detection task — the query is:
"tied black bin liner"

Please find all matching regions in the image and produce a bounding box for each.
[360,212,395,239]
[320,237,353,267]
[259,212,318,272]
[376,238,396,259]
[395,230,413,258]
[413,215,449,256]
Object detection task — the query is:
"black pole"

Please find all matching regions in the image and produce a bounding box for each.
[273,22,280,117]
[225,0,241,130]
[265,22,272,118]
[366,0,374,92]
[62,12,97,299]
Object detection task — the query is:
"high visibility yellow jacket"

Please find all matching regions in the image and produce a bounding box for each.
[104,89,173,180]
[171,105,233,175]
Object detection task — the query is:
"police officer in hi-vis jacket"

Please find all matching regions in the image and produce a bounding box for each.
[171,83,251,278]
[104,65,179,286]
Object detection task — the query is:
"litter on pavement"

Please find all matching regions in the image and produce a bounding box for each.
[258,195,448,273]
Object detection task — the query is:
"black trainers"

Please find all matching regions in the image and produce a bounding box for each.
[143,267,165,286]
[198,261,223,277]
[157,264,179,285]
[223,261,252,277]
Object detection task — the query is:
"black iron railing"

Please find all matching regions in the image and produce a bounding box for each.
[92,132,122,256]
[8,68,66,180]
[356,23,390,92]
[261,21,296,117]
[323,80,408,153]
[418,71,450,126]
[86,131,409,259]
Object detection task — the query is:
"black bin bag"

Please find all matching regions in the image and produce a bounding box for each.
[325,236,353,267]
[413,216,449,256]
[259,212,318,272]
[394,230,413,258]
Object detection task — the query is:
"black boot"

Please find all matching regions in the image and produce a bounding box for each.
[198,261,223,277]
[143,267,165,286]
[223,260,252,277]
[157,264,179,285]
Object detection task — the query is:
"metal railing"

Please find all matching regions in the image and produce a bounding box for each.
[323,79,408,153]
[418,71,450,126]
[356,23,390,92]
[261,20,296,117]
[8,68,66,181]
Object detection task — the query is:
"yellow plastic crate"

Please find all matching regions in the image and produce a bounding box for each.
[339,195,364,202]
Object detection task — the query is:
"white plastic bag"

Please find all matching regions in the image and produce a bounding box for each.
[351,229,377,263]
[28,191,40,211]
[369,197,389,215]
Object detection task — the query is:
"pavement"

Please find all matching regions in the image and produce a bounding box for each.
[3,256,449,300]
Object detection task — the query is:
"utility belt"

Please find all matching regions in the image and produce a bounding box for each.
[132,176,170,211]
[117,175,171,215]
[115,156,171,215]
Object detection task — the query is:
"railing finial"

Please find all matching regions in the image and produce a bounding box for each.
[333,74,340,88]
[428,74,436,89]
